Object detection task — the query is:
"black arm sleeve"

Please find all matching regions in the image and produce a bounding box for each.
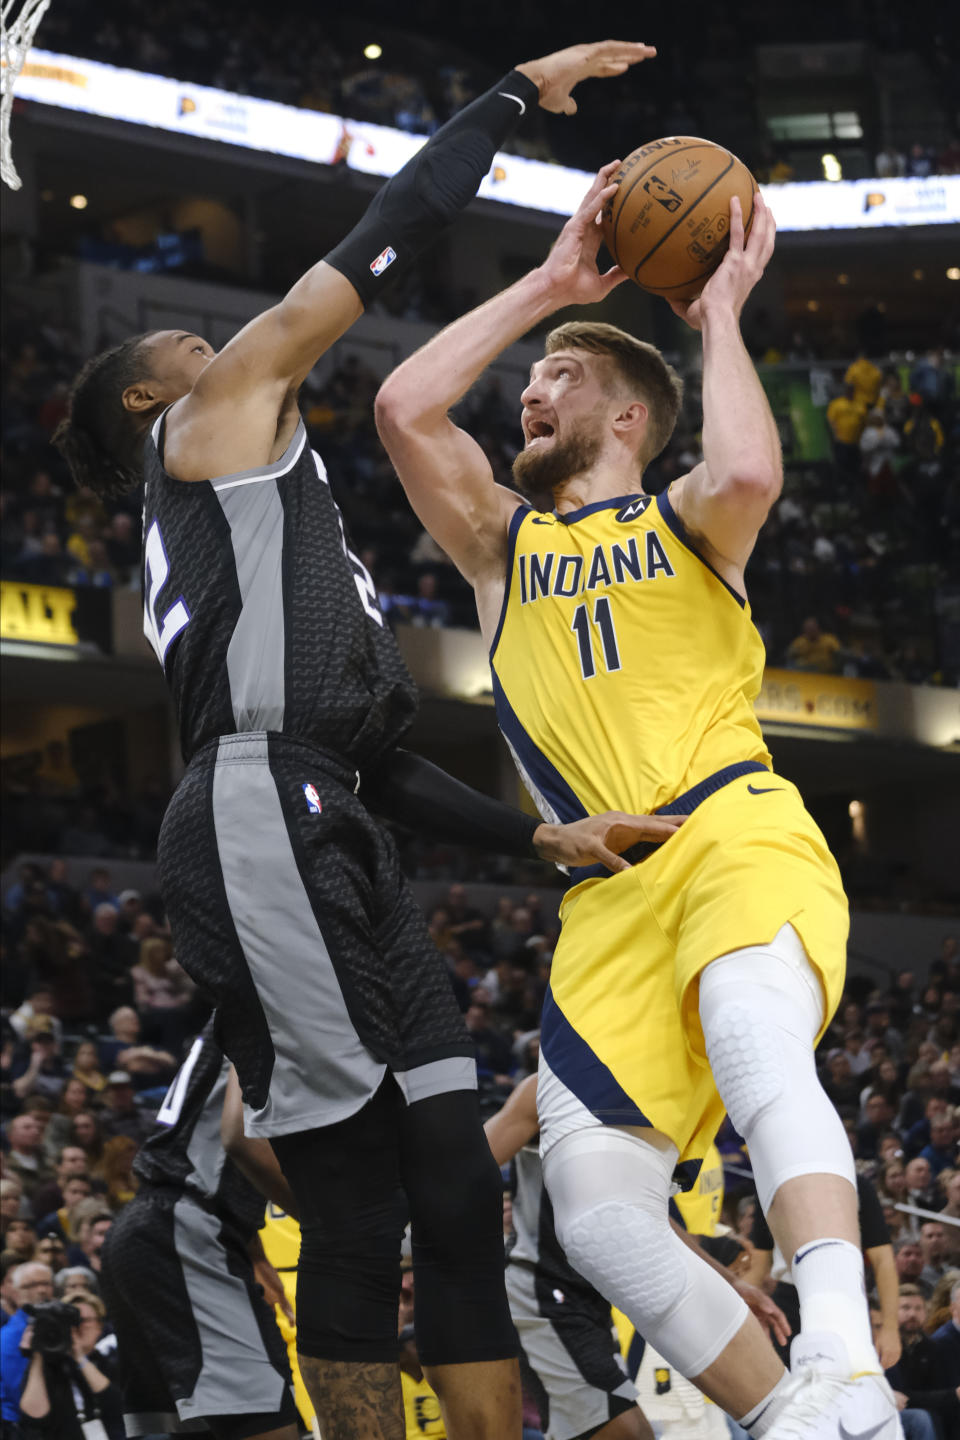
[748,1203,774,1252]
[359,748,540,857]
[325,69,539,304]
[856,1174,891,1250]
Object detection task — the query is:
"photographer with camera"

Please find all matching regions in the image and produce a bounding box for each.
[0,1264,53,1437]
[16,1291,123,1440]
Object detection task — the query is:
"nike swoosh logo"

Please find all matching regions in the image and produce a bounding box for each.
[532,517,552,525]
[498,91,526,116]
[838,1421,890,1440]
[746,783,784,795]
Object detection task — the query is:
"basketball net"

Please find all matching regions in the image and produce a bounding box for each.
[1,0,49,189]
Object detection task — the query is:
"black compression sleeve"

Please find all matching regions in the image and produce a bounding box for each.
[359,748,540,856]
[325,69,539,304]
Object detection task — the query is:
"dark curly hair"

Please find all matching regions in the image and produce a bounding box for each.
[52,334,158,498]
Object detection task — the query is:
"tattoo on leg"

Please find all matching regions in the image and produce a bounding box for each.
[298,1356,403,1440]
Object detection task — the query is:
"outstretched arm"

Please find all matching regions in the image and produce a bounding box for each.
[361,746,684,872]
[375,163,632,584]
[173,44,653,473]
[669,193,781,585]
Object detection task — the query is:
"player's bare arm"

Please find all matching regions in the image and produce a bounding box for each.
[376,162,632,626]
[484,1074,540,1166]
[668,193,781,592]
[143,42,654,484]
[221,1065,300,1219]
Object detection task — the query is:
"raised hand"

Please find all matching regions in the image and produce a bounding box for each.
[517,39,656,116]
[670,191,777,330]
[534,808,685,873]
[538,162,629,306]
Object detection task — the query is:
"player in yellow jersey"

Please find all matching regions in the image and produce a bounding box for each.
[376,165,903,1440]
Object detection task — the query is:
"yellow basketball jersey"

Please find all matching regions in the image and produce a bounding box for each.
[491,490,771,819]
[673,1142,724,1236]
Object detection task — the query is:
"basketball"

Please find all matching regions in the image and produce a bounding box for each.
[601,137,758,301]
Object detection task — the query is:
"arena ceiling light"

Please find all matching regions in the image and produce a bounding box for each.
[948,267,960,281]
[363,43,382,60]
[68,192,87,208]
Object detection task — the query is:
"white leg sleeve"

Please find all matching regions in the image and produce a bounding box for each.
[542,1126,748,1379]
[698,923,855,1213]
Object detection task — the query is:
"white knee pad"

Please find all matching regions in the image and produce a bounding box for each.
[699,923,855,1212]
[543,1127,747,1378]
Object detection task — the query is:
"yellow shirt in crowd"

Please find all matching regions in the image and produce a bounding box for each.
[787,630,842,673]
[826,395,867,445]
[844,356,883,410]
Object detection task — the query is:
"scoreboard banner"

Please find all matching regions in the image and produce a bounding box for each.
[14,50,960,230]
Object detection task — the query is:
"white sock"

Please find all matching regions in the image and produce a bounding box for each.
[739,1371,793,1436]
[791,1237,878,1373]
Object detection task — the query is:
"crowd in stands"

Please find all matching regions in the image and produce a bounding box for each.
[32,0,960,181]
[3,304,957,687]
[2,858,959,1433]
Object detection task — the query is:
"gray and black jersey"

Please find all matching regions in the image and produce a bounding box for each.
[141,412,417,767]
[134,1020,263,1242]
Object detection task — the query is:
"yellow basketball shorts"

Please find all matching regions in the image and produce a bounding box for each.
[540,771,849,1174]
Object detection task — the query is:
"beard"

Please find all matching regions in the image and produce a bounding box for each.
[511,420,603,502]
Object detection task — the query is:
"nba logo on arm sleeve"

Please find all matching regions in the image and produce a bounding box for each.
[370,246,397,276]
[302,783,322,814]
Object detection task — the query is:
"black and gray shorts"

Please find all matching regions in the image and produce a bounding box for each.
[158,731,475,1138]
[99,1189,296,1439]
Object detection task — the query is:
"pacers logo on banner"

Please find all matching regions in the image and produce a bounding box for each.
[302,783,322,814]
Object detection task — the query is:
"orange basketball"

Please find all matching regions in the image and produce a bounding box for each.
[601,137,758,301]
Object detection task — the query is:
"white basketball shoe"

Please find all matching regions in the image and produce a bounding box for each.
[762,1332,904,1440]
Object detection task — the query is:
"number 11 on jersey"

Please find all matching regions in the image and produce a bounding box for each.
[571,595,621,680]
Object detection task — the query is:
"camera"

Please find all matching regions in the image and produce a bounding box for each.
[24,1300,81,1359]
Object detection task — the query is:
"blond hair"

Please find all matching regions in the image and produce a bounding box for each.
[544,321,683,465]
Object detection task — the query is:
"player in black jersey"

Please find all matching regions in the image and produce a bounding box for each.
[53,38,668,1440]
[99,1021,299,1440]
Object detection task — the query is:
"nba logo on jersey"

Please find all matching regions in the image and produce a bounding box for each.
[302,783,322,814]
[370,246,397,276]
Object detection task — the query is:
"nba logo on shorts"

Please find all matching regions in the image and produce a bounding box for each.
[302,783,322,814]
[370,246,397,276]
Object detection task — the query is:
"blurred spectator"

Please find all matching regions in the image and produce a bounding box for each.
[97,1136,140,1212]
[875,145,907,177]
[918,1221,952,1293]
[826,382,867,473]
[845,354,884,411]
[464,996,513,1085]
[4,1114,53,1200]
[30,1147,89,1224]
[786,616,842,673]
[885,1283,960,1432]
[859,407,900,498]
[930,1276,960,1371]
[66,1111,105,1174]
[33,1233,68,1278]
[65,1201,113,1275]
[70,1041,106,1096]
[98,1073,156,1142]
[3,1218,38,1261]
[34,1174,93,1246]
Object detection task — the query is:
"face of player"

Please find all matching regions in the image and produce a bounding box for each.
[513,350,625,498]
[136,330,217,402]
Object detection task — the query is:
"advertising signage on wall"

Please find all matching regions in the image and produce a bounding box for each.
[755,669,878,731]
[0,582,112,655]
[15,50,960,230]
